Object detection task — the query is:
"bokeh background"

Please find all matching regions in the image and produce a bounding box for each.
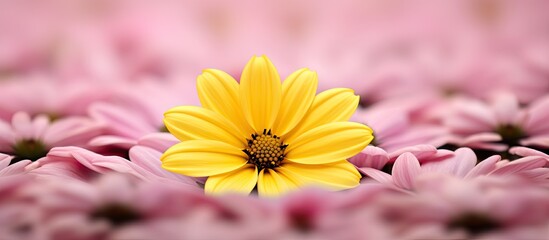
[2,0,548,102]
[1,0,549,239]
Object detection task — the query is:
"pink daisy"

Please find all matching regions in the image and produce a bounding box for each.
[442,92,549,156]
[361,147,547,191]
[89,79,199,152]
[32,146,197,187]
[0,111,103,163]
[21,173,203,239]
[372,174,549,239]
[0,76,120,121]
[352,101,449,153]
[349,144,454,173]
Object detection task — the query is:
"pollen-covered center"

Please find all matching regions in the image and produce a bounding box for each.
[243,129,287,170]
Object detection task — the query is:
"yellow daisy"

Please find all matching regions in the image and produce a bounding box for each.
[161,55,373,197]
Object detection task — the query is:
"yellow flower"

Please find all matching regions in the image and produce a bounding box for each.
[161,55,373,197]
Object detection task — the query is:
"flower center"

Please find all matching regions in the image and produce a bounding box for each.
[243,129,287,170]
[447,212,501,236]
[12,139,49,162]
[91,203,142,226]
[495,124,526,147]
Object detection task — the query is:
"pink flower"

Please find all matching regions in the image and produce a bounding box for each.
[89,79,199,151]
[272,184,396,239]
[510,146,549,161]
[350,144,454,171]
[0,76,118,121]
[361,147,547,191]
[20,173,203,239]
[31,146,197,188]
[372,175,549,239]
[351,100,449,153]
[112,193,285,240]
[0,112,103,163]
[443,92,549,153]
[128,145,198,185]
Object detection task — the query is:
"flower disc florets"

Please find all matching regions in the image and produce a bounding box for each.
[243,129,287,170]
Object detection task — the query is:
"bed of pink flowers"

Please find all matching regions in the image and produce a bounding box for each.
[1,0,549,239]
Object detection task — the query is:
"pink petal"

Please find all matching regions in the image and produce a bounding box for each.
[448,148,479,177]
[129,146,166,176]
[444,99,497,133]
[137,132,178,152]
[421,148,476,177]
[0,120,15,151]
[524,95,549,134]
[89,135,137,149]
[392,152,421,190]
[358,167,393,185]
[348,146,389,170]
[380,126,448,152]
[509,146,549,159]
[43,117,104,147]
[491,156,547,176]
[465,155,501,179]
[0,153,12,170]
[490,92,521,125]
[88,103,154,139]
[387,144,437,161]
[0,160,31,176]
[31,114,50,139]
[462,132,502,144]
[520,135,549,148]
[11,112,33,140]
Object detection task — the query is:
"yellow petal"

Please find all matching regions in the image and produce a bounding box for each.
[257,168,299,197]
[278,161,361,190]
[197,69,254,135]
[205,164,258,195]
[283,88,359,143]
[161,140,248,177]
[240,55,281,132]
[164,106,246,148]
[273,68,318,136]
[285,122,373,164]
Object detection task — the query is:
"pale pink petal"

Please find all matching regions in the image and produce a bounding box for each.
[89,136,137,149]
[461,132,502,145]
[421,148,477,177]
[359,168,393,185]
[0,160,31,176]
[517,168,549,181]
[348,146,389,170]
[392,153,421,190]
[491,156,548,176]
[520,135,549,148]
[523,95,549,134]
[387,144,437,161]
[0,153,12,170]
[43,117,104,147]
[137,132,178,152]
[509,146,549,159]
[447,148,479,177]
[444,99,497,133]
[490,92,521,125]
[0,120,15,151]
[89,103,154,139]
[358,108,409,141]
[380,126,448,152]
[31,114,50,139]
[465,155,501,179]
[35,146,163,182]
[421,149,455,163]
[129,145,195,185]
[11,112,33,140]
